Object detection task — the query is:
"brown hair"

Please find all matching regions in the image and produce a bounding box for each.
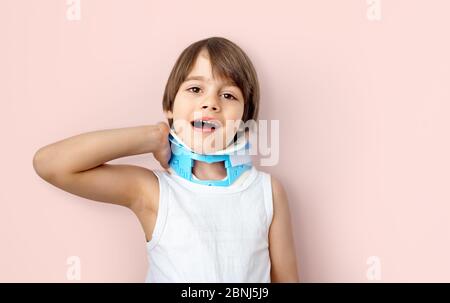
[162,36,260,129]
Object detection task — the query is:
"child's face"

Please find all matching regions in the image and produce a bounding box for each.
[165,49,245,154]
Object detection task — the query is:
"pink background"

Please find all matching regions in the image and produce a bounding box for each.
[1,0,449,282]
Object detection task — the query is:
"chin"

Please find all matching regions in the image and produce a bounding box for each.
[177,126,233,153]
[190,141,220,154]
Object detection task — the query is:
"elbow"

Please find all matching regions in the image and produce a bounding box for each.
[33,149,55,181]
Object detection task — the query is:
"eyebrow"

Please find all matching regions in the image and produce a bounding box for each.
[184,75,237,87]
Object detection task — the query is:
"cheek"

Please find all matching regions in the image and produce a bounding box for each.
[172,99,194,119]
[224,102,244,118]
[223,105,245,130]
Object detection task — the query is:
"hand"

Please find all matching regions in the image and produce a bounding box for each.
[153,121,172,172]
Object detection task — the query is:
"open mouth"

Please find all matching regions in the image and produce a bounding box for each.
[190,119,221,133]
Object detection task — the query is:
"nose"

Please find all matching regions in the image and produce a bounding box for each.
[200,97,220,112]
[201,104,218,111]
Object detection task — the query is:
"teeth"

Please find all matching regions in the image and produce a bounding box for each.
[203,121,216,127]
[192,120,218,128]
[192,120,203,128]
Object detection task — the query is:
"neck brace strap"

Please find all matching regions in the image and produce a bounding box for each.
[167,128,253,187]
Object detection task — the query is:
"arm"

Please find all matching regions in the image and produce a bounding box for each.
[268,175,300,283]
[32,123,171,212]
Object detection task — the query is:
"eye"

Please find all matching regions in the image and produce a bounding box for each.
[187,86,201,94]
[222,93,237,100]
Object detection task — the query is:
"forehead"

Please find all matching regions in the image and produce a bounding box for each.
[184,51,236,86]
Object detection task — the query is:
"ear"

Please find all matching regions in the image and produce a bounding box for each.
[164,110,174,119]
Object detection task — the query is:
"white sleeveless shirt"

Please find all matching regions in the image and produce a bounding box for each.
[145,166,274,283]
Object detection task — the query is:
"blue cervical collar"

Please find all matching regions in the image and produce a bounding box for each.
[167,128,253,187]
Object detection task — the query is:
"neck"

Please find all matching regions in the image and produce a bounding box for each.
[192,160,227,180]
